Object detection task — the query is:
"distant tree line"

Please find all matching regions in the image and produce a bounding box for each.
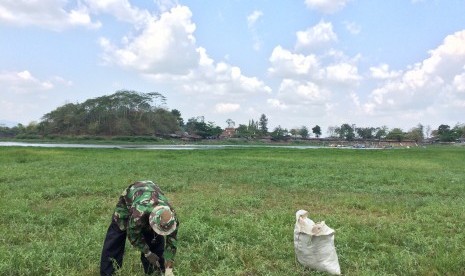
[0,90,464,143]
[324,123,465,143]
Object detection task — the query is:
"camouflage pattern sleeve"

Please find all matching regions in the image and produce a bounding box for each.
[163,218,179,262]
[112,187,130,231]
[113,196,129,231]
[127,209,151,254]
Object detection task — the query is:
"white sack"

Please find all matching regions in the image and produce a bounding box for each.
[294,210,341,275]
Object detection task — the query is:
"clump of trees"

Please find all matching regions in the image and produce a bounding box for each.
[37,90,180,136]
[433,124,465,142]
[233,114,270,139]
[185,116,222,139]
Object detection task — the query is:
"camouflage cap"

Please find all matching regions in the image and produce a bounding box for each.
[149,205,177,236]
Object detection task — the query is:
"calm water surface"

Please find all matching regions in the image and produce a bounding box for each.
[0,141,327,150]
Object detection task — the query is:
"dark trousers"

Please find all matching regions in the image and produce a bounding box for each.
[100,220,165,276]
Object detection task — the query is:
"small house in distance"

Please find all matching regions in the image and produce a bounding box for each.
[220,128,236,139]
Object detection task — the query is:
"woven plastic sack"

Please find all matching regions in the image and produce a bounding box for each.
[294,210,341,275]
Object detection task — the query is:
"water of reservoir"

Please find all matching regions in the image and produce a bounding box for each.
[0,141,328,150]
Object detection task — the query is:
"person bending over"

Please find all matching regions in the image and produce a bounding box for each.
[100,180,178,276]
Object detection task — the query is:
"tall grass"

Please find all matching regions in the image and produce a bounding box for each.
[0,146,464,275]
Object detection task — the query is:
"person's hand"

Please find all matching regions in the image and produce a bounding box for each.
[165,261,174,268]
[164,268,174,276]
[144,251,160,267]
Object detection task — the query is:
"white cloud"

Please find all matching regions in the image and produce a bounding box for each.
[176,47,272,96]
[0,70,71,123]
[350,92,361,108]
[267,29,363,121]
[247,10,263,28]
[154,0,179,13]
[0,70,55,93]
[304,0,351,14]
[271,23,353,100]
[364,30,465,116]
[247,10,264,51]
[277,79,330,105]
[83,0,151,25]
[295,21,337,52]
[267,99,288,110]
[424,30,465,77]
[252,39,262,51]
[453,72,465,92]
[344,21,361,35]
[215,103,241,113]
[265,22,370,128]
[268,46,321,78]
[370,64,402,79]
[325,62,361,84]
[0,0,101,31]
[265,78,339,125]
[100,5,199,75]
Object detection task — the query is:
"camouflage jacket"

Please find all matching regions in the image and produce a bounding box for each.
[113,181,178,262]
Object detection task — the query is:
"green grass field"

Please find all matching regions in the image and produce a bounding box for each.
[1,146,464,275]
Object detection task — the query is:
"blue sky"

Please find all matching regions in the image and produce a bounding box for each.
[1,0,465,134]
